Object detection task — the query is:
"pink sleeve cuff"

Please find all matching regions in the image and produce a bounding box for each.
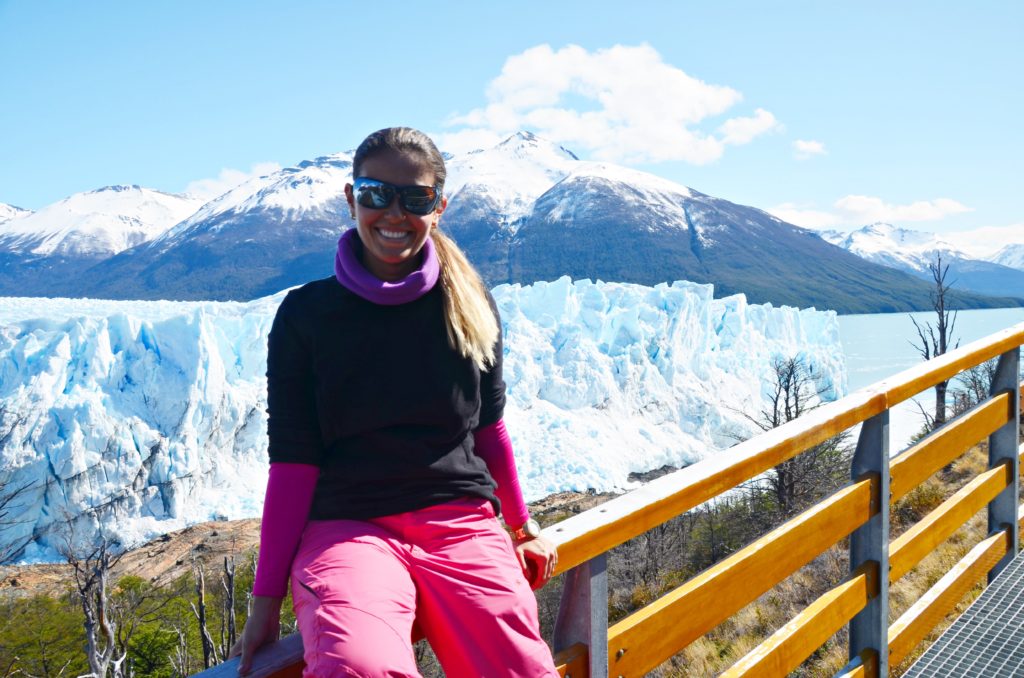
[474,419,529,528]
[252,462,319,597]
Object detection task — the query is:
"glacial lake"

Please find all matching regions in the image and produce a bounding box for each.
[837,306,1024,451]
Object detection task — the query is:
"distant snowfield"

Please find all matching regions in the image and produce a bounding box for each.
[0,278,846,561]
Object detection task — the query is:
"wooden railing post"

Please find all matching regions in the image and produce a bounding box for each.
[848,410,890,676]
[553,554,608,677]
[987,347,1020,581]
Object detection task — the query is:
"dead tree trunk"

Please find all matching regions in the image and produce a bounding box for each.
[190,561,218,669]
[910,253,959,430]
[170,625,190,678]
[66,536,127,677]
[220,556,237,659]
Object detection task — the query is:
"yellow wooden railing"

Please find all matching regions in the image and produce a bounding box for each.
[204,321,1022,677]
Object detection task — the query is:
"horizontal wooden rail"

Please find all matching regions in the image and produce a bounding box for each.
[889,460,1012,582]
[722,562,879,677]
[890,392,1013,502]
[605,477,875,676]
[554,643,588,678]
[202,633,303,678]
[548,323,1024,575]
[888,528,1010,666]
[874,325,1024,408]
[834,649,878,678]
[548,392,884,575]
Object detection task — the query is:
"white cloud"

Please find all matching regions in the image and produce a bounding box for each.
[434,128,505,156]
[442,43,779,164]
[184,162,281,201]
[767,203,844,230]
[719,109,782,145]
[769,195,973,230]
[793,139,826,160]
[834,195,972,223]
[944,224,1024,259]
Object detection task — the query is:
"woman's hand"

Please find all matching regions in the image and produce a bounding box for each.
[514,535,558,590]
[229,595,283,675]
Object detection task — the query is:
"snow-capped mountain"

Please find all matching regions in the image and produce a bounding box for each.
[441,132,579,282]
[153,154,350,250]
[444,137,1016,313]
[991,243,1024,272]
[0,187,205,298]
[0,202,32,224]
[821,223,1024,299]
[818,223,964,274]
[446,131,579,223]
[5,134,1020,312]
[0,277,846,561]
[79,156,352,300]
[0,185,203,258]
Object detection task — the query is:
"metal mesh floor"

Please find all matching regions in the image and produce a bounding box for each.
[903,552,1024,677]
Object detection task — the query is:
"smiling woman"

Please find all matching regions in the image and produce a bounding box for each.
[346,152,442,281]
[229,127,560,676]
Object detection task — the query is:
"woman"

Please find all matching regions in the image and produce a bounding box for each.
[230,127,559,677]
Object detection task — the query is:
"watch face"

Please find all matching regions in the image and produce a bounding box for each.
[524,519,541,538]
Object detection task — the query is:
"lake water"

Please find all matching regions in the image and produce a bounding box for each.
[837,307,1024,451]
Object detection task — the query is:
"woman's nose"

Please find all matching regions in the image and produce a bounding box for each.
[384,198,405,220]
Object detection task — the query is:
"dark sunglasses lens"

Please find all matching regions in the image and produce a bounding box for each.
[399,187,438,215]
[356,183,395,209]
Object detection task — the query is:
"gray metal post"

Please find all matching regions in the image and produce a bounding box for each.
[988,347,1020,582]
[553,554,608,678]
[848,410,890,676]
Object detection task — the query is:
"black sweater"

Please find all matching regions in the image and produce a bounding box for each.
[265,277,505,520]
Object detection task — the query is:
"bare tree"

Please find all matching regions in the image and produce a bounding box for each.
[219,556,237,660]
[949,359,998,417]
[169,625,190,678]
[737,356,850,516]
[190,559,218,670]
[109,575,176,677]
[63,533,127,678]
[910,253,959,430]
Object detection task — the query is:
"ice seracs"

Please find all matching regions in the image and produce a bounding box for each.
[0,278,845,561]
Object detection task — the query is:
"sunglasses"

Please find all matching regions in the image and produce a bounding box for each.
[352,177,442,216]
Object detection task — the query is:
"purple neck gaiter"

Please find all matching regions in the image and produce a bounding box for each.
[334,228,440,305]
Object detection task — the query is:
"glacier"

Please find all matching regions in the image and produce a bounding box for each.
[0,278,846,562]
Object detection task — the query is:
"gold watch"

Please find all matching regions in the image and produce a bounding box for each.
[509,518,541,541]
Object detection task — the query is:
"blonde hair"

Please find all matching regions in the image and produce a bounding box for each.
[353,127,499,370]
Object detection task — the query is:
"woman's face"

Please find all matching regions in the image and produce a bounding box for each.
[344,149,446,282]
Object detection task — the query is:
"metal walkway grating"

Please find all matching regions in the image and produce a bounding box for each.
[903,552,1024,677]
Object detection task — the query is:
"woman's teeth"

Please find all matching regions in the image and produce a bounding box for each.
[378,229,409,241]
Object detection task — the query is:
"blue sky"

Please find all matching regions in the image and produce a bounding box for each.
[1,1,1021,253]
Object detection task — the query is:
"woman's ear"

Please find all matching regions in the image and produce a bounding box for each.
[344,183,356,218]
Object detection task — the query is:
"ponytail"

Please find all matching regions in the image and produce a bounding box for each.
[432,230,499,371]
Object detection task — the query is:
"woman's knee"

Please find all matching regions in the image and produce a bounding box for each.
[300,604,420,678]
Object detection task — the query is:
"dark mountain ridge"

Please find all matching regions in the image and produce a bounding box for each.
[5,136,1021,313]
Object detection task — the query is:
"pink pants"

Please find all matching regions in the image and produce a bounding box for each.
[290,498,559,677]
